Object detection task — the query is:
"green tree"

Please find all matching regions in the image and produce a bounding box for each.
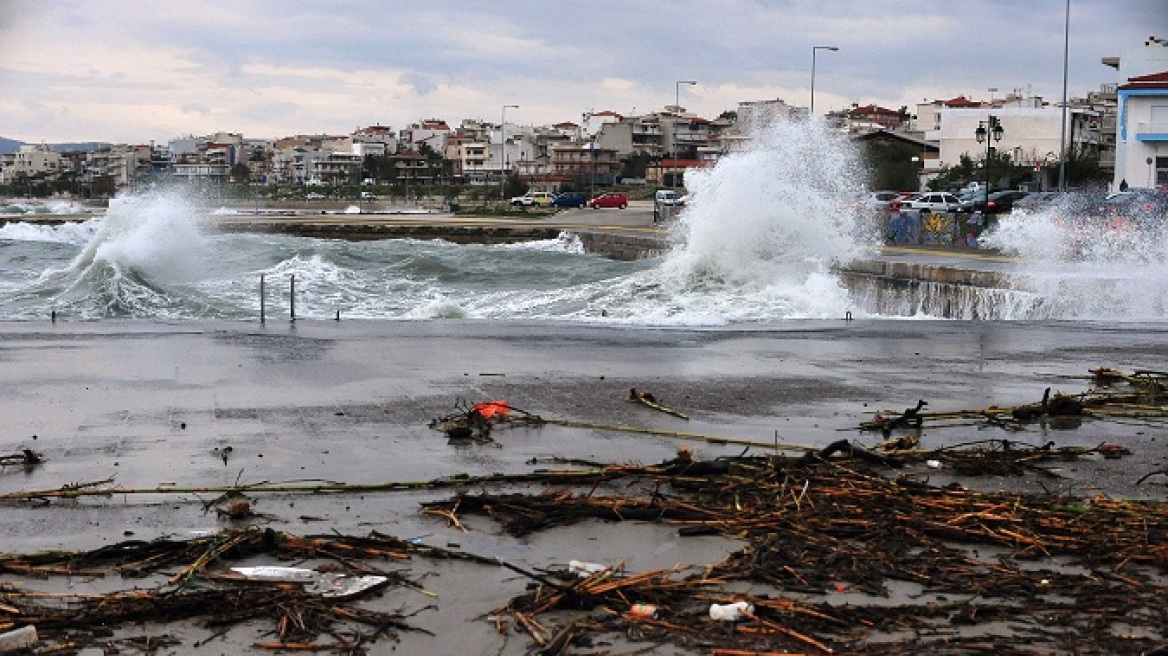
[859,140,922,191]
[503,174,528,199]
[229,162,252,183]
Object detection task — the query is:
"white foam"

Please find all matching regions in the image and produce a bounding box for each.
[982,194,1168,320]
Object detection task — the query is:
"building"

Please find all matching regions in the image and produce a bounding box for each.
[1105,37,1168,190]
[0,144,62,185]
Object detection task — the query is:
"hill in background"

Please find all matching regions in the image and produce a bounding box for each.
[0,138,111,155]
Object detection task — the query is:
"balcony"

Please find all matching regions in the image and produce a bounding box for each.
[1135,122,1168,142]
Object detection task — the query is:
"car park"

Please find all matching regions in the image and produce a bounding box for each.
[589,192,628,209]
[550,192,587,208]
[901,192,961,213]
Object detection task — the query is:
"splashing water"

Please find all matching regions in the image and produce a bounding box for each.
[646,120,879,322]
[981,192,1168,320]
[18,188,216,317]
[0,121,883,323]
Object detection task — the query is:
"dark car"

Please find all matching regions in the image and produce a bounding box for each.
[958,190,1028,214]
[1013,191,1059,212]
[550,192,587,208]
[1103,190,1168,222]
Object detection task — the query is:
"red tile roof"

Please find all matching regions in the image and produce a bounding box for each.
[1119,70,1168,90]
[937,95,982,108]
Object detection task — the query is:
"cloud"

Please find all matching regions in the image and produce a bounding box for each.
[0,0,1163,143]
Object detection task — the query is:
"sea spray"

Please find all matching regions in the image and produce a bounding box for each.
[648,119,880,320]
[981,193,1168,320]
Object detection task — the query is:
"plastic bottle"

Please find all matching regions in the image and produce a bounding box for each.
[628,603,659,620]
[709,601,754,621]
[567,560,608,578]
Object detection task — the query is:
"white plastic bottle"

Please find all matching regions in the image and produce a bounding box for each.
[709,601,754,621]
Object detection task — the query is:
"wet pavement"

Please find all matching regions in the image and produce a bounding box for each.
[2,318,1167,653]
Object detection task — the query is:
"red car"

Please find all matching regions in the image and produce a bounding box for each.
[589,192,628,209]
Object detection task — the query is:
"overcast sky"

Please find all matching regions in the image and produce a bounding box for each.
[1,0,1165,144]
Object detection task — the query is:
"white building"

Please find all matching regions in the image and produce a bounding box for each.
[0,144,62,184]
[931,107,1100,175]
[1105,37,1168,190]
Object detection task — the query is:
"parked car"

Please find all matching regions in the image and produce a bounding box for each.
[360,191,376,200]
[983,190,1030,214]
[864,190,901,209]
[510,192,554,207]
[550,192,587,208]
[306,192,326,200]
[889,192,920,211]
[901,192,962,213]
[1103,190,1168,222]
[654,189,680,222]
[589,192,628,209]
[1013,191,1059,212]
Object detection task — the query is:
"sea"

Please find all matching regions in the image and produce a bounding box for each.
[2,121,1166,324]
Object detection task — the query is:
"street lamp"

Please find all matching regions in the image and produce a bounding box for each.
[974,115,1004,201]
[810,46,839,116]
[673,80,696,191]
[501,104,518,204]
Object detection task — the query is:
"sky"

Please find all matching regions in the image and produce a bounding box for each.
[1,0,1165,145]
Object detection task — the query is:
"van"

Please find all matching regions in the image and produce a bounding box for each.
[654,190,680,222]
[360,191,375,200]
[655,190,680,206]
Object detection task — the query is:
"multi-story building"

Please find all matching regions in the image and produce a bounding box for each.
[548,143,619,187]
[0,144,63,185]
[1105,37,1168,190]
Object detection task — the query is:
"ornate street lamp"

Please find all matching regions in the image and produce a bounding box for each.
[974,115,1004,201]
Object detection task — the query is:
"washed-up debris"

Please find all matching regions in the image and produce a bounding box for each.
[862,367,1168,435]
[428,398,543,443]
[627,387,690,419]
[0,449,44,467]
[230,566,389,599]
[0,529,434,653]
[457,451,1168,655]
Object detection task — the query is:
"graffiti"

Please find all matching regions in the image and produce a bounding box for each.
[922,212,956,245]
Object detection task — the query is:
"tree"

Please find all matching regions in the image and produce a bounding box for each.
[859,140,922,191]
[229,162,252,184]
[1060,144,1110,188]
[503,174,527,199]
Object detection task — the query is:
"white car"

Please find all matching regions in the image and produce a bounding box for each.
[510,192,554,207]
[901,192,962,213]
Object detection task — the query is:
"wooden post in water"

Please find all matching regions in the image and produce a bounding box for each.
[290,274,296,323]
[260,274,266,325]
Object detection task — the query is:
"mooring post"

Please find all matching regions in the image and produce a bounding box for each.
[290,274,296,323]
[260,274,266,325]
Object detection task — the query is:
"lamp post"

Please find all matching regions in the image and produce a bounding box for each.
[810,46,839,117]
[501,104,518,204]
[974,115,1004,203]
[672,80,696,191]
